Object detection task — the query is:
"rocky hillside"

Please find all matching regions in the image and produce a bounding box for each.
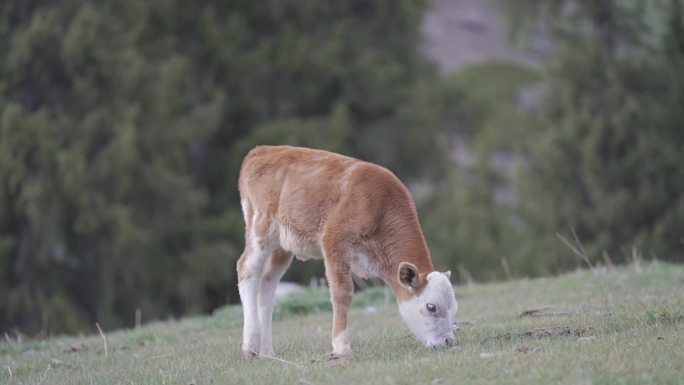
[421,0,545,73]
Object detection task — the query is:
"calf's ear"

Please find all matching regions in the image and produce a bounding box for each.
[398,262,419,289]
[444,270,451,280]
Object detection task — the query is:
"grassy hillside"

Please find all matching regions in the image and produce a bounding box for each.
[2,262,683,384]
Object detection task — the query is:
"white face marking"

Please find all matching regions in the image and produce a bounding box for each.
[398,272,458,348]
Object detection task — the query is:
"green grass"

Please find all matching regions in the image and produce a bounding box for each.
[2,262,683,385]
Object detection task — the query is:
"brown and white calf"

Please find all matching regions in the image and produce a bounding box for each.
[237,145,457,358]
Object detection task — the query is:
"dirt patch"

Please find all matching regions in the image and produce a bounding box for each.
[519,307,573,317]
[495,326,590,341]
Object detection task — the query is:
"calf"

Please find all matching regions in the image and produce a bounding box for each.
[237,145,457,358]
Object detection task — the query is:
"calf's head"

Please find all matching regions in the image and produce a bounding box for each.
[396,262,458,348]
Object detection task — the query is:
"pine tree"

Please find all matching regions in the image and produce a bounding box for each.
[512,0,684,269]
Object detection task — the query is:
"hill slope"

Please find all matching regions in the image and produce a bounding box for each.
[2,262,683,384]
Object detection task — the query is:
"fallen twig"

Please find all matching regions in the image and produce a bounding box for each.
[259,353,302,368]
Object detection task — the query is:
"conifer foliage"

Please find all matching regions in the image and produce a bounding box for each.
[0,0,435,334]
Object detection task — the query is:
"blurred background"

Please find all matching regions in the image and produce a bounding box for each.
[1,0,683,337]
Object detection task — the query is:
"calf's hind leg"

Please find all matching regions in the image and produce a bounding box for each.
[237,237,271,359]
[258,248,293,356]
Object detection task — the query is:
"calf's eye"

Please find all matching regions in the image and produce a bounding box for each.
[426,303,436,313]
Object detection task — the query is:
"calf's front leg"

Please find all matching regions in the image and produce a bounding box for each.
[323,243,354,357]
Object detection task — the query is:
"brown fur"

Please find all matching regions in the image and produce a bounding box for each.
[237,145,436,345]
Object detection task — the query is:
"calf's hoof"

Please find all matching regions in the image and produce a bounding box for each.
[242,349,258,360]
[327,353,346,366]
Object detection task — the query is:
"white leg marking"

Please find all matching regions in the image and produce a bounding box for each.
[258,260,289,356]
[239,234,270,356]
[332,329,351,356]
[239,277,261,356]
